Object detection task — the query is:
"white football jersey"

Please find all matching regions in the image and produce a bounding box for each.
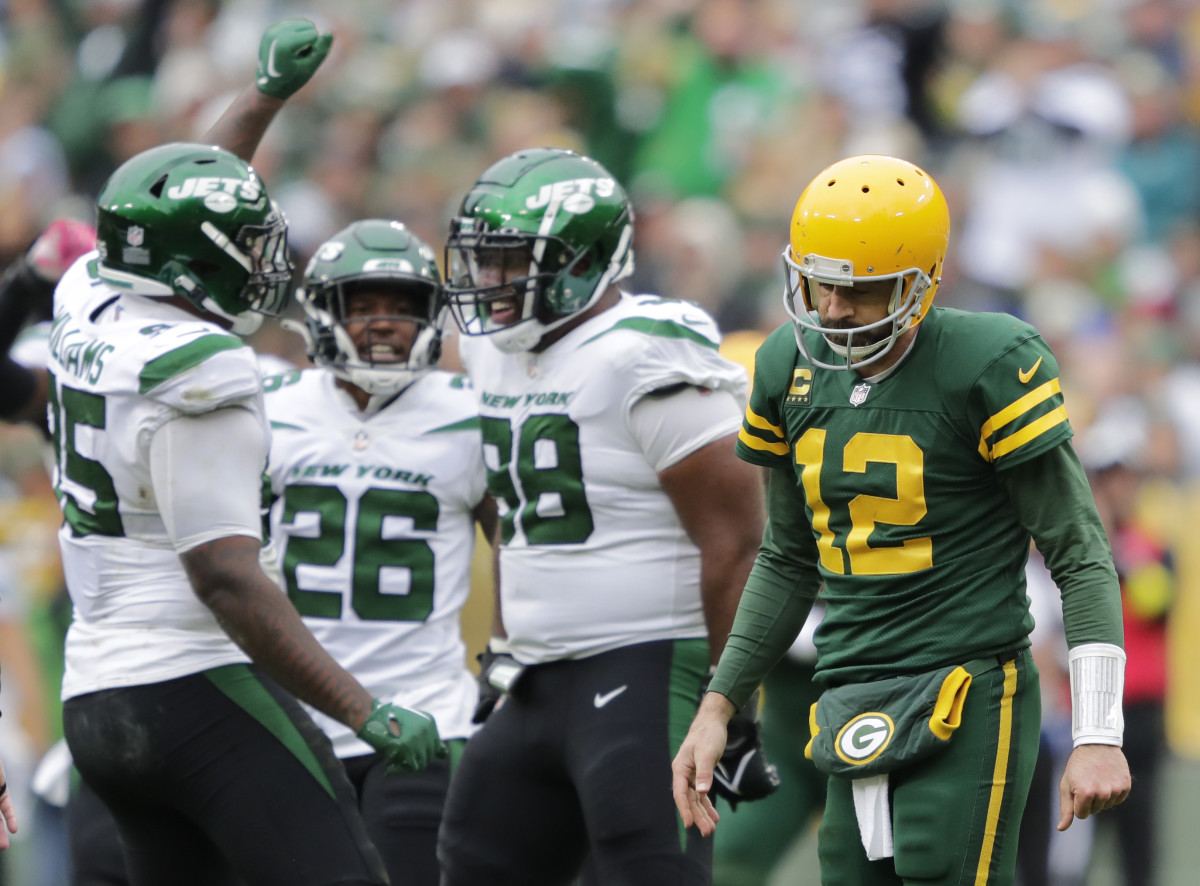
[49,254,264,700]
[458,292,747,664]
[262,368,487,754]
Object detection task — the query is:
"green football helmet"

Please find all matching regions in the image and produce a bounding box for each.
[95,142,292,335]
[445,147,634,353]
[292,219,444,396]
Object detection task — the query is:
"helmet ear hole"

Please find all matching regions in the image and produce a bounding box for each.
[188,258,222,279]
[571,248,594,275]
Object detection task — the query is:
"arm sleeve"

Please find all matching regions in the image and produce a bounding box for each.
[0,358,37,419]
[997,441,1124,648]
[0,259,51,419]
[628,385,742,472]
[149,406,267,553]
[707,467,822,707]
[0,258,52,353]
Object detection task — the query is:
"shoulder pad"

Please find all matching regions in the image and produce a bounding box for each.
[583,295,723,352]
[141,331,260,413]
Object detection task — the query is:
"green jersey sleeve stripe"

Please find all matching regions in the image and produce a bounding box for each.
[976,379,1062,459]
[744,405,784,439]
[427,416,482,434]
[736,442,788,468]
[270,421,304,431]
[138,335,244,394]
[738,427,790,456]
[582,317,719,349]
[987,406,1070,461]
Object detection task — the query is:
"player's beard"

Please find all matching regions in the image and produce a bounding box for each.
[822,318,890,351]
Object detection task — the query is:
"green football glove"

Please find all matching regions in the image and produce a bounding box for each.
[255,18,333,100]
[356,700,447,775]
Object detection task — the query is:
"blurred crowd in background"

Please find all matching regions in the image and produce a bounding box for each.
[1,0,1199,882]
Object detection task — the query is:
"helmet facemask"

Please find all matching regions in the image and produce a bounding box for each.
[446,221,612,354]
[176,209,293,334]
[782,249,932,372]
[292,278,444,397]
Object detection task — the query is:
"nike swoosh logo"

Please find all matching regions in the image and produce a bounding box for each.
[266,40,282,77]
[593,685,628,708]
[1018,356,1043,384]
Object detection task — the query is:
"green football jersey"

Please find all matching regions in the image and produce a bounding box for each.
[737,307,1074,685]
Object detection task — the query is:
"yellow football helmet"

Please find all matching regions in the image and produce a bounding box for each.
[782,155,950,370]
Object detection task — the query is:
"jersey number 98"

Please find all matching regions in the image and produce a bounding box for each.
[481,413,594,545]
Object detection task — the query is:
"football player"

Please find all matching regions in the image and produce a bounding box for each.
[436,147,768,885]
[4,19,491,884]
[50,140,444,886]
[264,218,496,885]
[32,21,447,885]
[674,155,1131,885]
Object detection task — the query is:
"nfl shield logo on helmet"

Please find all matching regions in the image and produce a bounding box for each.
[127,225,145,247]
[850,383,872,407]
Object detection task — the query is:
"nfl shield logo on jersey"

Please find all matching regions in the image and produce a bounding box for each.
[127,225,145,247]
[849,383,872,407]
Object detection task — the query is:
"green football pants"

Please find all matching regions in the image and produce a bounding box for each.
[817,651,1041,886]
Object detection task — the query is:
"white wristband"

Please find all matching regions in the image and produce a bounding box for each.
[1068,642,1126,748]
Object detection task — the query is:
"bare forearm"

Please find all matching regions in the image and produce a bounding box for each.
[489,536,506,639]
[183,538,372,730]
[657,435,765,665]
[202,87,285,164]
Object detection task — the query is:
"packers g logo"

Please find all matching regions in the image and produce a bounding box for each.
[835,713,894,766]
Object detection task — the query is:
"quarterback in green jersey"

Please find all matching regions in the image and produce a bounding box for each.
[674,155,1131,886]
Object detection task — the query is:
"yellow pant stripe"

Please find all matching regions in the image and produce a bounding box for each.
[973,659,1018,886]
